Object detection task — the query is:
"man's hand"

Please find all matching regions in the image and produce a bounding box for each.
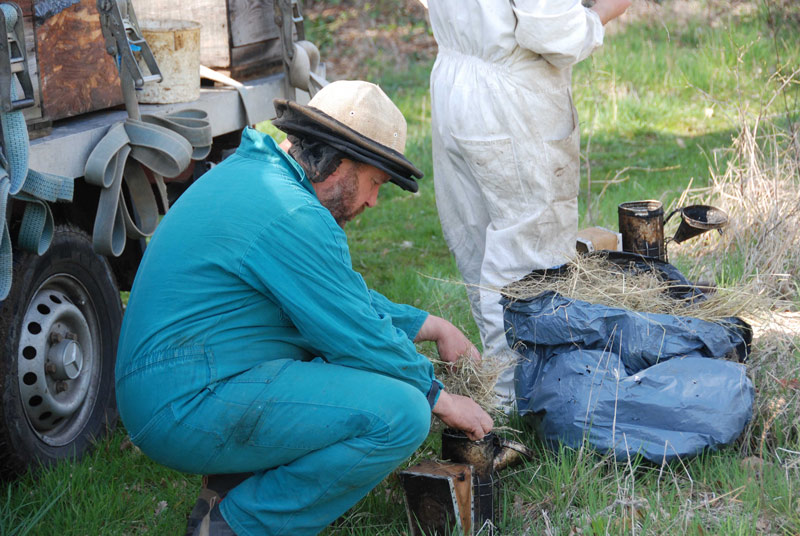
[591,0,631,25]
[415,315,481,364]
[433,391,493,441]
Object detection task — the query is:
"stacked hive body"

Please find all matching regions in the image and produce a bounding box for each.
[22,0,283,128]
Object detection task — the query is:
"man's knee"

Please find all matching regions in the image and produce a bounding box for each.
[382,383,431,454]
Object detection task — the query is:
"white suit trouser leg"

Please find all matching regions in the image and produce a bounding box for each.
[433,132,578,407]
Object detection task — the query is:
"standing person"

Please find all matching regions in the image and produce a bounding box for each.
[428,0,631,406]
[115,80,492,536]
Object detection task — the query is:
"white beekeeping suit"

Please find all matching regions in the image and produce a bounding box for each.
[429,0,605,405]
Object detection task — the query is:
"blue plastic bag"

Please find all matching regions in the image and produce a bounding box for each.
[504,290,754,462]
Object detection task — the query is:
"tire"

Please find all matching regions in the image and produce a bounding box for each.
[0,225,122,477]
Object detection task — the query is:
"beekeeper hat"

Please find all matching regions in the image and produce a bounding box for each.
[272,80,423,192]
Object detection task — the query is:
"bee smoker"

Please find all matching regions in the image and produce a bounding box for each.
[399,429,533,535]
[618,200,728,262]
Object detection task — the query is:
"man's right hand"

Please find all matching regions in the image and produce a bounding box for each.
[591,0,632,25]
[432,391,493,441]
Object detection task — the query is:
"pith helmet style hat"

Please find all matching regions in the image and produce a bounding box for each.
[272,80,423,192]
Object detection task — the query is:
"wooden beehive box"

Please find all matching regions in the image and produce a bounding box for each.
[23,0,283,125]
[32,0,123,123]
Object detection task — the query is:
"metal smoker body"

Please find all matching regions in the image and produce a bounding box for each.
[618,200,728,261]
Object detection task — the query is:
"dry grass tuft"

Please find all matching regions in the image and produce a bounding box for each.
[673,118,800,302]
[740,312,800,455]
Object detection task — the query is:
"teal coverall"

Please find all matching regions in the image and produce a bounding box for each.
[116,128,441,535]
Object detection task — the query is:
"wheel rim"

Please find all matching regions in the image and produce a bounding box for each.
[17,274,101,447]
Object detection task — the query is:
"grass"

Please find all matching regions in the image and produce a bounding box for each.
[4,2,800,535]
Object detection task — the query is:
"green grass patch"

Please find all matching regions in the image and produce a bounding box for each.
[4,4,800,535]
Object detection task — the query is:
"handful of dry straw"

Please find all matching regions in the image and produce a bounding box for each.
[430,352,507,422]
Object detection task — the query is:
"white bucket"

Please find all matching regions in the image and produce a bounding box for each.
[137,20,202,104]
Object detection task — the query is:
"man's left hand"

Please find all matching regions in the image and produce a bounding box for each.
[432,391,493,441]
[415,315,481,364]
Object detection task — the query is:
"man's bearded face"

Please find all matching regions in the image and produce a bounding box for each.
[317,164,362,227]
[317,162,388,227]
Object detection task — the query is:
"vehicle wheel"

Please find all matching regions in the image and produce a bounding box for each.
[0,225,121,477]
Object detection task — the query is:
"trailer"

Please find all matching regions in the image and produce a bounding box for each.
[0,0,324,476]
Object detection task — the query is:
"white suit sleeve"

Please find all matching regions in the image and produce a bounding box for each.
[511,0,605,69]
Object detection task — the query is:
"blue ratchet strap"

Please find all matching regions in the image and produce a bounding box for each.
[15,193,54,255]
[0,3,73,300]
[0,171,11,299]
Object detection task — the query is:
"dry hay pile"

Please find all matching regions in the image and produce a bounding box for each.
[502,253,762,324]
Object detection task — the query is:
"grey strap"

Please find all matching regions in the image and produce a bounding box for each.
[125,118,193,177]
[142,109,212,160]
[85,126,130,256]
[84,110,212,257]
[288,40,326,96]
[120,159,160,238]
[84,122,129,188]
[0,173,11,297]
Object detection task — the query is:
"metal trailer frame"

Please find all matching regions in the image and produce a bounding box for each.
[30,73,300,178]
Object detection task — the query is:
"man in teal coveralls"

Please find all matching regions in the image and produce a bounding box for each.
[115,80,493,536]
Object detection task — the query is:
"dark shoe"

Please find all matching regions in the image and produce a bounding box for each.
[192,503,237,536]
[185,473,252,536]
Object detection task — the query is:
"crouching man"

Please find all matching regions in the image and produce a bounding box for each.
[115,80,493,536]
